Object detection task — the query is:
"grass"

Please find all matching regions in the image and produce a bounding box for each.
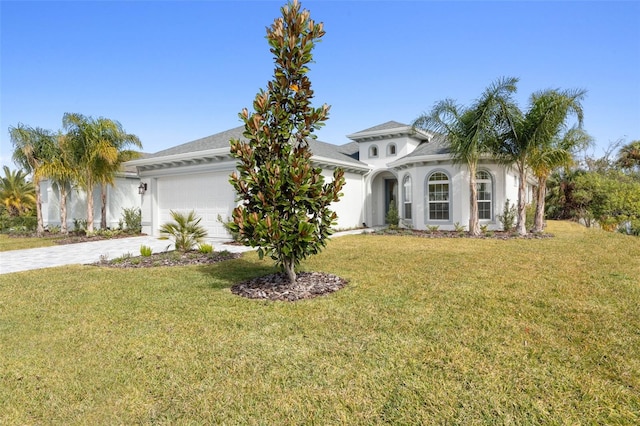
[0,233,60,251]
[1,221,638,424]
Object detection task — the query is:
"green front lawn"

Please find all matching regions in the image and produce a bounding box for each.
[0,233,60,251]
[1,221,638,424]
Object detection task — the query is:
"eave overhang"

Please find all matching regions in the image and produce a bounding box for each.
[125,148,371,175]
[347,126,432,143]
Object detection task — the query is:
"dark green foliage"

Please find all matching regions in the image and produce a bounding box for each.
[385,201,399,227]
[498,199,517,232]
[120,207,142,234]
[228,0,345,283]
[159,210,208,252]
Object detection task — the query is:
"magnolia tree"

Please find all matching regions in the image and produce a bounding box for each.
[228,0,345,284]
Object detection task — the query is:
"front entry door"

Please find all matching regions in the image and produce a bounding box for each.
[385,178,398,217]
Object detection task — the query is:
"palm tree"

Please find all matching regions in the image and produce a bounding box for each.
[494,88,586,235]
[9,124,57,236]
[159,210,208,252]
[0,166,36,217]
[528,126,592,232]
[413,77,519,235]
[616,140,640,171]
[94,123,141,229]
[38,132,76,234]
[63,113,142,232]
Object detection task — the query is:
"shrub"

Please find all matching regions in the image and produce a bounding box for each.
[498,200,516,232]
[198,243,214,254]
[73,218,87,235]
[159,210,207,252]
[385,201,400,228]
[525,203,536,232]
[426,225,440,233]
[453,222,466,233]
[140,245,153,257]
[120,207,142,234]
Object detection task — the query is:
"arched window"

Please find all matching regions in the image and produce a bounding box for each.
[369,145,378,158]
[476,170,493,220]
[402,175,412,219]
[426,172,450,221]
[387,143,397,156]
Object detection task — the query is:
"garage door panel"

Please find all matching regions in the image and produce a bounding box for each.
[157,172,235,237]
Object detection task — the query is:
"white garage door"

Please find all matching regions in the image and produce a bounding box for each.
[157,172,236,238]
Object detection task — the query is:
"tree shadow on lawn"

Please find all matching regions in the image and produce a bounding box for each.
[196,257,277,291]
[197,257,348,301]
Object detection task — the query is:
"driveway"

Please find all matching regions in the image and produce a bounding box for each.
[0,229,373,275]
[0,236,252,275]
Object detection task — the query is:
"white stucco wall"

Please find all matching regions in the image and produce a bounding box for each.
[42,177,140,231]
[323,169,365,230]
[397,162,513,231]
[358,136,421,168]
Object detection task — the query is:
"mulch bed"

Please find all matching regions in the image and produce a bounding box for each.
[231,272,348,302]
[373,229,554,240]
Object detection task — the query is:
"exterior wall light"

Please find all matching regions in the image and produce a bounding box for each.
[138,182,147,195]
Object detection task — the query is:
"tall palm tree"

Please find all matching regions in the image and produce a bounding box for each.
[63,113,141,232]
[38,132,76,234]
[494,88,586,235]
[9,124,57,236]
[528,126,592,232]
[413,77,519,235]
[0,166,36,217]
[94,122,141,229]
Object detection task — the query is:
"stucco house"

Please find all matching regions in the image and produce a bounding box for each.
[42,121,533,236]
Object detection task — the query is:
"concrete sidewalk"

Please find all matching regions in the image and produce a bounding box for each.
[0,228,374,275]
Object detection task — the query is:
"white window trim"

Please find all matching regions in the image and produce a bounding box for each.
[476,169,494,222]
[425,170,452,223]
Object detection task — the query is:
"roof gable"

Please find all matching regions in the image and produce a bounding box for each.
[135,126,369,172]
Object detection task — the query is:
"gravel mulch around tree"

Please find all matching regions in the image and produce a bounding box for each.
[231,272,348,302]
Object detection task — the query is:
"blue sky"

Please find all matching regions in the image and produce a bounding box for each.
[2,0,639,170]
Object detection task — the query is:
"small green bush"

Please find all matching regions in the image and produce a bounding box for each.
[385,201,399,228]
[120,207,142,234]
[453,222,466,233]
[525,203,536,232]
[426,225,440,233]
[160,210,207,252]
[73,218,88,235]
[498,200,516,232]
[140,245,153,257]
[198,243,214,254]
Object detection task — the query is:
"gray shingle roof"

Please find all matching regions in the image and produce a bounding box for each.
[404,134,451,157]
[353,121,408,134]
[148,126,246,158]
[146,126,366,166]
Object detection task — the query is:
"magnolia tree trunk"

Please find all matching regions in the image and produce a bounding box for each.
[284,259,297,284]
